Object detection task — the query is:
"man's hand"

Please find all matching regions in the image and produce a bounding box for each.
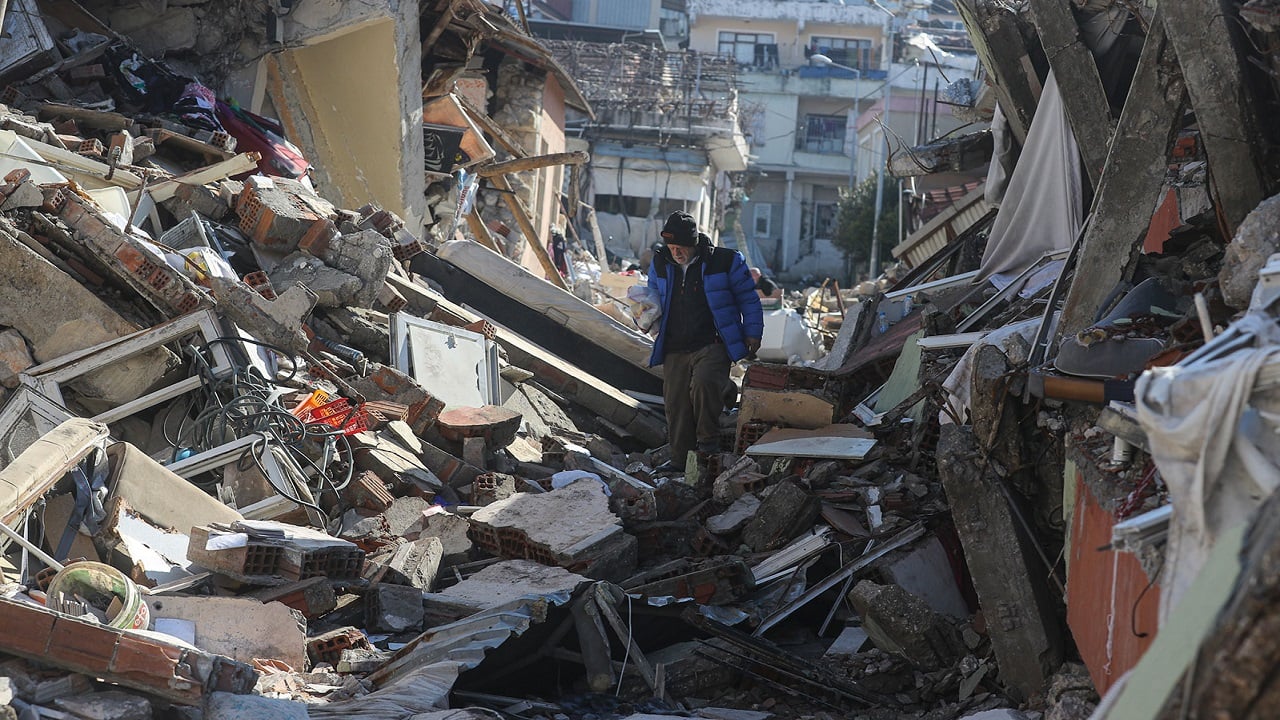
[745,337,761,360]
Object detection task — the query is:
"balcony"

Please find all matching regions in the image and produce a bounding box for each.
[690,0,887,27]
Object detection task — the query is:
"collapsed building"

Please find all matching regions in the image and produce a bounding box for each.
[1,0,1280,719]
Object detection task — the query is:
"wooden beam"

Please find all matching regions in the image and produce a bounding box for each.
[143,152,261,203]
[1057,13,1186,338]
[489,173,569,290]
[456,92,528,158]
[1162,1,1271,234]
[420,1,456,55]
[477,151,589,178]
[35,101,132,130]
[465,207,501,253]
[584,205,610,271]
[1028,0,1113,186]
[955,0,1043,145]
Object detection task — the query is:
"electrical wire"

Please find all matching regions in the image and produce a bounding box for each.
[166,335,359,521]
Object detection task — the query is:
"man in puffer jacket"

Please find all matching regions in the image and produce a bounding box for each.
[648,211,764,472]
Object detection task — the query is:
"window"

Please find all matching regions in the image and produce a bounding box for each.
[753,204,772,237]
[594,194,652,217]
[813,202,838,239]
[809,36,873,70]
[798,114,846,155]
[719,31,777,68]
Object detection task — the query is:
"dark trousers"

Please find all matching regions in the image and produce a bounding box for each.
[663,343,731,468]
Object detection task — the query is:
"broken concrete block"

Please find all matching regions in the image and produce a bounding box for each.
[470,478,638,581]
[408,509,473,566]
[268,252,364,309]
[502,382,579,441]
[711,456,762,504]
[0,329,33,388]
[148,595,307,670]
[247,577,338,619]
[740,481,821,552]
[437,405,523,448]
[366,583,424,633]
[313,230,394,307]
[206,692,310,720]
[211,277,318,354]
[163,181,231,222]
[847,580,965,670]
[938,424,1061,701]
[380,496,436,537]
[307,627,372,667]
[0,179,43,211]
[366,536,443,589]
[0,228,174,406]
[53,690,151,720]
[186,521,365,583]
[349,373,445,436]
[430,559,588,613]
[237,177,331,251]
[472,472,518,505]
[349,431,442,493]
[706,494,761,535]
[1220,192,1280,309]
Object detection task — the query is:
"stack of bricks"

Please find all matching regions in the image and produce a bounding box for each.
[468,477,637,581]
[236,177,335,252]
[43,187,211,317]
[735,420,774,454]
[307,627,372,667]
[357,203,426,261]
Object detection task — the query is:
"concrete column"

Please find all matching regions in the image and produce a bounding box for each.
[780,171,797,270]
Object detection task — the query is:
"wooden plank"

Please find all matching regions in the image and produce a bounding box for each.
[1162,2,1271,234]
[1057,14,1186,337]
[143,152,261,203]
[476,151,589,178]
[955,0,1042,144]
[489,173,569,290]
[455,92,528,158]
[1028,0,1113,186]
[466,208,501,253]
[35,102,132,130]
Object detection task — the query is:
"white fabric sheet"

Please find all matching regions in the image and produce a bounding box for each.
[977,71,1084,287]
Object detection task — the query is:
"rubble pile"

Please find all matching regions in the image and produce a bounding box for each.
[1,0,1280,719]
[0,6,1024,720]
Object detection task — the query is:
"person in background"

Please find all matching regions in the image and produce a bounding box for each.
[750,267,783,304]
[648,212,763,473]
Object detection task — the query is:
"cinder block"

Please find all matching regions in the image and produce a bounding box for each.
[366,583,424,633]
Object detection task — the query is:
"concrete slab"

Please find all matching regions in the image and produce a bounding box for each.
[470,478,636,579]
[147,595,307,670]
[434,559,588,611]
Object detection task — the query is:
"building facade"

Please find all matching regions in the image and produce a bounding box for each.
[688,0,976,282]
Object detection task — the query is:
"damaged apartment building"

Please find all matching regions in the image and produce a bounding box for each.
[3,0,1280,719]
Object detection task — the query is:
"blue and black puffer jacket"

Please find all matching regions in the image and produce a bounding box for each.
[647,237,764,366]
